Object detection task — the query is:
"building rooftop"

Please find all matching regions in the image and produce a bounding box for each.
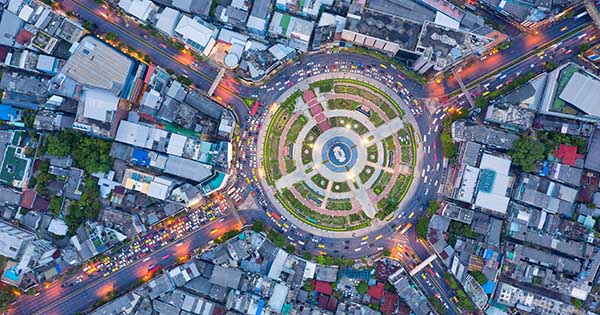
[344,9,422,52]
[79,88,119,123]
[474,153,512,214]
[452,120,519,150]
[585,128,600,172]
[484,103,535,131]
[559,72,600,118]
[209,265,241,288]
[156,7,182,36]
[164,155,213,182]
[118,0,155,21]
[59,36,134,94]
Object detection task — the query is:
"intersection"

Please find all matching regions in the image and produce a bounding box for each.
[5,1,600,314]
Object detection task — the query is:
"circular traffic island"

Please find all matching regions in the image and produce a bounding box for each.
[258,77,420,233]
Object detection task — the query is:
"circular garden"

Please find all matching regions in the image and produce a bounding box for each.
[260,78,418,231]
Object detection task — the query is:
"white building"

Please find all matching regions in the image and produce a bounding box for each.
[155,7,182,36]
[175,15,218,55]
[118,0,156,21]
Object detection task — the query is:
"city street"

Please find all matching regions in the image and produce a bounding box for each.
[7,1,600,314]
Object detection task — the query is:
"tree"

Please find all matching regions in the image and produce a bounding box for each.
[251,220,265,233]
[302,251,312,260]
[580,43,590,54]
[572,298,584,308]
[285,244,296,254]
[426,200,440,216]
[440,131,457,159]
[356,281,369,295]
[0,286,19,310]
[543,61,557,71]
[382,248,391,257]
[511,136,545,172]
[416,217,430,240]
[105,32,119,42]
[177,75,193,86]
[49,196,62,216]
[267,230,286,248]
[303,279,314,292]
[45,134,71,157]
[72,136,112,174]
[316,255,334,266]
[475,97,487,109]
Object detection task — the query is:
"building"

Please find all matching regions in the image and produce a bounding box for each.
[484,103,535,131]
[342,0,493,71]
[312,13,346,51]
[118,0,157,21]
[268,12,314,52]
[122,168,175,200]
[215,0,251,29]
[473,153,512,215]
[496,282,576,314]
[539,63,600,122]
[0,130,31,188]
[0,220,57,287]
[452,120,519,150]
[73,87,121,138]
[275,0,332,18]
[513,174,577,216]
[55,36,135,96]
[0,220,35,261]
[155,7,182,36]
[175,15,218,56]
[247,0,273,35]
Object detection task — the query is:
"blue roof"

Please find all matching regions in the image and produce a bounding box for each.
[482,281,496,294]
[132,148,151,167]
[0,105,18,121]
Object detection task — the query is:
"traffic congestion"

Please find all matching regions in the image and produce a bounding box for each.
[81,196,229,279]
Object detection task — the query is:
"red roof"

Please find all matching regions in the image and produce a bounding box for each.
[317,294,329,309]
[314,280,333,295]
[326,296,338,311]
[20,190,36,209]
[380,292,399,315]
[32,196,50,212]
[0,46,9,61]
[367,282,385,299]
[556,144,583,166]
[15,29,33,45]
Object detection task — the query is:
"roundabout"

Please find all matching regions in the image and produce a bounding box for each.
[257,74,423,235]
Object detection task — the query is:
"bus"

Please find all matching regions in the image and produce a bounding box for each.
[574,12,588,20]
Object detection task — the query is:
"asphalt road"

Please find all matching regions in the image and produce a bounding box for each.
[9,214,239,315]
[14,3,599,314]
[58,0,252,125]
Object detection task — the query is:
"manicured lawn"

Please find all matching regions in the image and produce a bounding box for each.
[311,174,329,189]
[326,199,353,211]
[359,166,375,184]
[367,144,378,162]
[369,112,385,127]
[327,98,360,110]
[286,114,307,144]
[331,181,351,193]
[372,172,392,195]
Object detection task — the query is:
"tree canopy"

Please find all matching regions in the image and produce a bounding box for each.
[511,136,545,173]
[45,130,112,174]
[356,281,369,295]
